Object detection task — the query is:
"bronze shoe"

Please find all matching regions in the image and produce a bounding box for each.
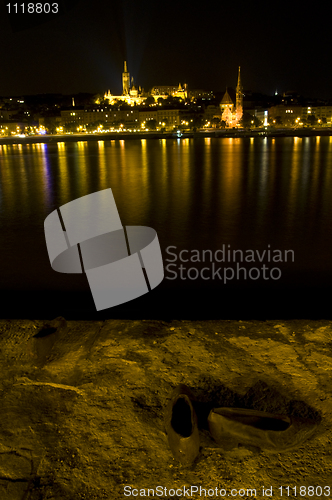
[208,407,318,452]
[164,384,200,465]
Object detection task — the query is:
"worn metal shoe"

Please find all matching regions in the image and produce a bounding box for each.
[164,384,200,465]
[208,407,318,452]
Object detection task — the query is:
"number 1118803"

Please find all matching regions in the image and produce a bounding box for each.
[279,485,331,496]
[6,3,59,13]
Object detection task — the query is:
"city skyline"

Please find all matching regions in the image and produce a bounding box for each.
[1,0,331,99]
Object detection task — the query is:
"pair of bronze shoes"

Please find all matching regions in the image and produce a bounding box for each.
[164,384,318,465]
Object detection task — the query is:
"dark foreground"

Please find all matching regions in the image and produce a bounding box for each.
[0,318,331,499]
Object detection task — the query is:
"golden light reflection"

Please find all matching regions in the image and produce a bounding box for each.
[321,138,332,221]
[109,139,149,221]
[39,143,52,209]
[203,136,212,210]
[161,139,167,184]
[111,141,127,182]
[260,136,272,189]
[287,136,303,229]
[57,142,70,204]
[219,138,243,235]
[76,142,88,194]
[310,137,321,217]
[247,138,256,199]
[251,137,274,235]
[140,139,148,187]
[157,140,179,224]
[170,138,191,227]
[97,141,107,190]
[0,146,17,212]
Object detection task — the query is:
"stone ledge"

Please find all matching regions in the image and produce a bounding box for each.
[0,318,331,499]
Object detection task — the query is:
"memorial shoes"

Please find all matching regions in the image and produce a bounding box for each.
[164,384,200,465]
[165,385,318,464]
[207,407,318,453]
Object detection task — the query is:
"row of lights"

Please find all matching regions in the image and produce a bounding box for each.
[0,124,45,136]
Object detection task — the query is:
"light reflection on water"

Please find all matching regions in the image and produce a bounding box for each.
[1,136,332,317]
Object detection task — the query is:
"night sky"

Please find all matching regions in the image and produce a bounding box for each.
[1,0,331,99]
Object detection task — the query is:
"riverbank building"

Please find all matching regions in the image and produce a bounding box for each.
[104,61,145,106]
[220,67,244,127]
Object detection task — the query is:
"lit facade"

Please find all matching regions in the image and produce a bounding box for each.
[301,106,332,125]
[235,66,243,122]
[104,61,145,106]
[220,67,244,127]
[139,109,181,129]
[103,62,190,106]
[60,108,183,130]
[268,105,302,125]
[150,83,188,102]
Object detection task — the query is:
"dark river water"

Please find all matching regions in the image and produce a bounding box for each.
[1,136,332,319]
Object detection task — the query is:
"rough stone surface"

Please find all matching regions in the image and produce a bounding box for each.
[0,318,331,499]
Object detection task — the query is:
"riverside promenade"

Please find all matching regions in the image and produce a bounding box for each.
[1,127,332,145]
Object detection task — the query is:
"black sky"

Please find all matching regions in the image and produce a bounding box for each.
[0,0,331,99]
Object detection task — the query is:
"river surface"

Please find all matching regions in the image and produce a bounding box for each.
[1,136,332,319]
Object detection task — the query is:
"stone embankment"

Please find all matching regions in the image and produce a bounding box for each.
[0,318,331,499]
[0,128,332,145]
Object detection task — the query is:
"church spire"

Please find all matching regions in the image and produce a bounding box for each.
[236,66,243,121]
[237,66,242,91]
[122,60,130,95]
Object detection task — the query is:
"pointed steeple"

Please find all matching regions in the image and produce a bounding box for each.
[221,88,233,105]
[236,66,243,120]
[122,60,130,95]
[237,66,243,92]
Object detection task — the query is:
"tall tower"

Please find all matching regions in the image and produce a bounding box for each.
[236,66,243,121]
[122,61,130,95]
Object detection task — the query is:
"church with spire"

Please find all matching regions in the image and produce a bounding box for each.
[104,61,145,105]
[220,67,244,127]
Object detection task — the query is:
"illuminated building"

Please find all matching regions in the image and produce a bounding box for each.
[204,105,222,127]
[301,105,332,125]
[150,83,188,102]
[220,67,244,127]
[235,66,243,122]
[104,61,145,106]
[220,88,234,113]
[122,60,130,95]
[139,109,181,129]
[268,104,302,125]
[0,121,27,135]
